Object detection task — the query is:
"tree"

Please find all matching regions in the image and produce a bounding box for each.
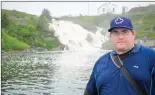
[2,12,10,29]
[42,8,52,21]
[36,9,52,32]
[36,14,49,32]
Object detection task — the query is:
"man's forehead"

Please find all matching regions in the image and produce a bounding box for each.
[112,27,129,31]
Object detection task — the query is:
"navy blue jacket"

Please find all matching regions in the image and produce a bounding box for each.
[84,44,155,95]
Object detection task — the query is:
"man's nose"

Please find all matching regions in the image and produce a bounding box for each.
[118,33,124,39]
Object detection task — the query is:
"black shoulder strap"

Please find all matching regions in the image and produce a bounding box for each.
[110,53,146,95]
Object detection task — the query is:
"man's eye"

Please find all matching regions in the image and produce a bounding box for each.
[122,29,128,33]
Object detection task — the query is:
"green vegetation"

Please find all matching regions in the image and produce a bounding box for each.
[79,16,96,22]
[2,12,10,28]
[1,9,60,52]
[126,12,155,39]
[36,9,52,32]
[2,29,30,51]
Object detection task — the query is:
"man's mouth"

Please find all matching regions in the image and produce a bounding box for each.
[117,42,125,44]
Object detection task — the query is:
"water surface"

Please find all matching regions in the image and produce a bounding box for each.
[2,50,109,95]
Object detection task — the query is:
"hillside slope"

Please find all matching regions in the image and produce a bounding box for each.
[2,9,61,52]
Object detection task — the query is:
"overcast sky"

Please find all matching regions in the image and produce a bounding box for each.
[2,1,155,17]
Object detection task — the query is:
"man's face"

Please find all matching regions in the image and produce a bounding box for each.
[110,28,136,52]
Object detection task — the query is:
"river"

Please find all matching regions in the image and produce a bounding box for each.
[1,50,110,95]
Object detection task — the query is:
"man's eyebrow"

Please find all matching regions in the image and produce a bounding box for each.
[122,29,129,32]
[112,30,118,32]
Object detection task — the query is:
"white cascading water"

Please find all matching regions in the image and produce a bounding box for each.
[49,20,109,51]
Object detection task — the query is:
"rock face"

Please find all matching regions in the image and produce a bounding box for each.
[55,44,68,50]
[128,4,155,13]
[102,40,114,50]
[86,33,93,43]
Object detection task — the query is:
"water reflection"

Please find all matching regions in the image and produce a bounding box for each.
[2,50,109,95]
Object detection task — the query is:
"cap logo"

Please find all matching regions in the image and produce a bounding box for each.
[115,17,124,24]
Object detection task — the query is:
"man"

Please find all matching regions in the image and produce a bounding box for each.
[84,16,155,95]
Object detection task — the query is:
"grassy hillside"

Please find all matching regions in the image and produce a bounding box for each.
[1,9,60,52]
[2,29,30,51]
[127,13,155,39]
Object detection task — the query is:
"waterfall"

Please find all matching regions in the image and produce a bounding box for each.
[49,20,109,51]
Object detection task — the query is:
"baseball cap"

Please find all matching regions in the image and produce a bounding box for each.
[108,16,134,32]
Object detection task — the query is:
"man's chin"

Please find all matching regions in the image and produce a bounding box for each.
[116,46,126,51]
